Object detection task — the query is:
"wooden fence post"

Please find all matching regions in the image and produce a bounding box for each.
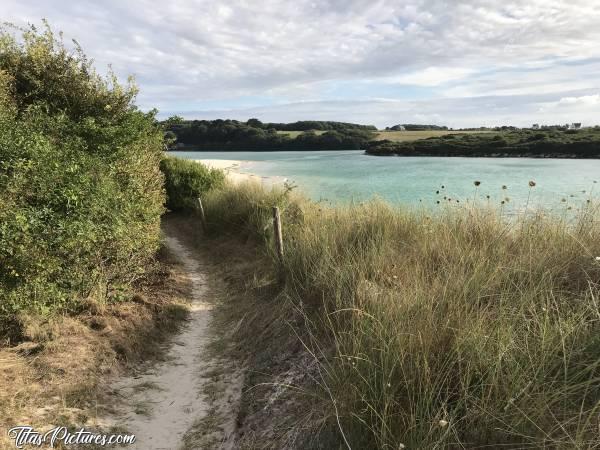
[273,206,284,262]
[197,197,207,231]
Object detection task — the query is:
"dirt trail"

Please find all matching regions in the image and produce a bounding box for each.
[105,233,239,449]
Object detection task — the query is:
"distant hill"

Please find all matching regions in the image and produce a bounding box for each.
[367,128,600,158]
[163,118,376,151]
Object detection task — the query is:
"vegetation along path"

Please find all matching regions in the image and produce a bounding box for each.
[106,230,241,449]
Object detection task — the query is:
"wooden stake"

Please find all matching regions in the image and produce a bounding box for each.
[273,206,284,261]
[197,197,207,231]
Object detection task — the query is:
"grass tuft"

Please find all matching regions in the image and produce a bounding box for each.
[203,181,600,448]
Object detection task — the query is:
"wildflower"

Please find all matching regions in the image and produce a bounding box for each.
[529,180,536,187]
[561,198,566,202]
[439,419,448,427]
[436,201,440,204]
[567,206,572,210]
[436,190,440,194]
[486,195,490,199]
[502,185,507,190]
[387,382,391,388]
[443,196,447,200]
[441,185,445,189]
[505,197,510,202]
[501,200,505,205]
[474,181,481,186]
[595,256,600,261]
[398,444,406,449]
[456,199,459,203]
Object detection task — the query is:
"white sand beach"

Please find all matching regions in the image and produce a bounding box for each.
[196,159,285,186]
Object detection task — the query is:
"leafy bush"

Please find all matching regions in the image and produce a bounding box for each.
[160,157,225,211]
[0,24,165,336]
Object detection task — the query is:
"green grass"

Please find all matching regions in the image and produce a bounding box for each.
[375,130,491,142]
[276,130,328,138]
[201,180,600,448]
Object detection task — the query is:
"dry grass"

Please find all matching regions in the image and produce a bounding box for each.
[200,181,600,449]
[0,240,191,448]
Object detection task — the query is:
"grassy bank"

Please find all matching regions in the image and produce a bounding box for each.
[189,174,600,448]
[367,128,600,158]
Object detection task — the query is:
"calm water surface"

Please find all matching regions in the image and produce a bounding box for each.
[173,150,600,210]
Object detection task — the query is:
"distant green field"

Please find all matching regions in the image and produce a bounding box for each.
[276,130,327,138]
[277,129,489,142]
[375,130,490,142]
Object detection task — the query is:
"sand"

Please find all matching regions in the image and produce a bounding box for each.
[104,233,240,449]
[196,159,285,186]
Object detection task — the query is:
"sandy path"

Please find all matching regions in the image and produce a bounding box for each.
[106,234,238,449]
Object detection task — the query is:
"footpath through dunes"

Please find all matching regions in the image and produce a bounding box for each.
[103,230,242,450]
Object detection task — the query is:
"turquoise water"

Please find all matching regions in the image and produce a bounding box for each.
[172,150,600,210]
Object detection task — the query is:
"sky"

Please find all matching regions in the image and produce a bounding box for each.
[4,0,600,128]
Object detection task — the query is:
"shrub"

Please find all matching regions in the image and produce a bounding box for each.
[160,157,225,211]
[0,24,165,336]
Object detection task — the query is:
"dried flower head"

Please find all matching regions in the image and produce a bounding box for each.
[529,180,536,187]
[474,181,481,186]
[502,185,507,190]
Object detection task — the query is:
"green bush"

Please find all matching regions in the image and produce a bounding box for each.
[0,24,165,335]
[160,156,225,211]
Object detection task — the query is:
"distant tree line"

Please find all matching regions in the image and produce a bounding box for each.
[249,118,377,131]
[366,129,600,158]
[164,118,376,151]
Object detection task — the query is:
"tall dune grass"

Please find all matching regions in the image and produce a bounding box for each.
[203,181,600,448]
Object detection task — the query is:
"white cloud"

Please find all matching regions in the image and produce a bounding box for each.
[386,67,476,87]
[3,0,600,126]
[557,94,600,106]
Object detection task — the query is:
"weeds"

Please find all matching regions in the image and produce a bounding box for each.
[202,180,600,448]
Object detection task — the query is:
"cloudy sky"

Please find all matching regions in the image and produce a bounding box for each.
[4,0,600,128]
